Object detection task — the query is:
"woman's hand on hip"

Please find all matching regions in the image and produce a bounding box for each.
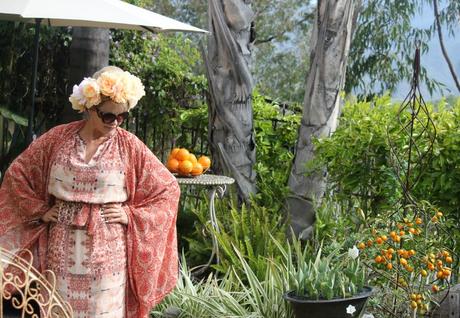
[41,205,59,223]
[102,203,129,225]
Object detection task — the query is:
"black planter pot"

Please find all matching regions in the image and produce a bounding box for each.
[283,286,373,318]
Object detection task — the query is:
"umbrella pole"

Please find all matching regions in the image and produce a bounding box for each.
[26,18,41,144]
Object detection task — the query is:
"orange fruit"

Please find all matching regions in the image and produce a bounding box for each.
[198,155,211,170]
[170,148,181,158]
[191,162,203,176]
[178,160,193,175]
[166,158,180,173]
[188,153,198,165]
[442,268,451,278]
[176,148,190,161]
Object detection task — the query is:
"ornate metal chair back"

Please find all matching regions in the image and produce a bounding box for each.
[0,248,73,318]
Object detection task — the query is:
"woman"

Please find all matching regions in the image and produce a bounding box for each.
[0,66,180,317]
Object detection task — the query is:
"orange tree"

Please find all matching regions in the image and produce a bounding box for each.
[356,201,454,316]
[310,96,459,317]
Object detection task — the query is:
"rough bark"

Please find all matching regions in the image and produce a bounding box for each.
[286,0,360,239]
[60,27,110,124]
[205,0,257,202]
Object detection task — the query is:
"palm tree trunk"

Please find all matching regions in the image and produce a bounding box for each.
[205,0,257,202]
[286,0,361,238]
[60,27,110,124]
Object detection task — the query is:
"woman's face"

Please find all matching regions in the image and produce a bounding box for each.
[88,100,128,134]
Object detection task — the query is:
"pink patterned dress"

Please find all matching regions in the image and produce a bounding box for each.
[0,121,180,318]
[47,133,128,317]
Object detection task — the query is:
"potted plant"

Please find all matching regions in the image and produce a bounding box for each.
[275,238,373,318]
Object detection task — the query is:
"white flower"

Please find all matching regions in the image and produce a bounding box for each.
[362,314,375,318]
[346,304,356,315]
[69,77,102,111]
[348,245,360,259]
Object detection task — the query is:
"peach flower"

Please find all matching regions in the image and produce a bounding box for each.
[69,69,145,111]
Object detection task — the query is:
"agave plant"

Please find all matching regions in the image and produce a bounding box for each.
[271,235,367,300]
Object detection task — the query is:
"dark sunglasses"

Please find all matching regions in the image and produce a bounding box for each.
[95,108,129,124]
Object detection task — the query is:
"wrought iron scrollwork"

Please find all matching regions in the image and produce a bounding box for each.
[387,43,437,208]
[0,248,73,318]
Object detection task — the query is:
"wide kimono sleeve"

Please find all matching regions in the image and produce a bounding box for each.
[0,124,70,266]
[123,134,180,318]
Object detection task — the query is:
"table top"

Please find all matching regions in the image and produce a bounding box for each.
[175,174,235,186]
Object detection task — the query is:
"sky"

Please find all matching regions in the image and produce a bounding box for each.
[393,2,460,99]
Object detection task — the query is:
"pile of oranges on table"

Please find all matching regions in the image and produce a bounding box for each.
[166,148,211,177]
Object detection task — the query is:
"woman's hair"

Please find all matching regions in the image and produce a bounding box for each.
[69,66,145,113]
[92,65,123,80]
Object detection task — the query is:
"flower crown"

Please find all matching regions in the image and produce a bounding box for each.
[69,70,146,112]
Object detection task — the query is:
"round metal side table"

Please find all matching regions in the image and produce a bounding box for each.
[176,174,234,272]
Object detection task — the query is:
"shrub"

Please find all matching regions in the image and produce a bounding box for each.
[313,95,460,253]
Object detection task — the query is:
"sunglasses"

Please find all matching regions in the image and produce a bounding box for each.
[95,108,129,124]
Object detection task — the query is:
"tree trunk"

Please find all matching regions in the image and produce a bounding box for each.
[60,27,110,124]
[205,0,257,202]
[286,0,360,239]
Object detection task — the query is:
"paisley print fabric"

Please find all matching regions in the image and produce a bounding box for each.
[0,121,180,317]
[48,133,128,204]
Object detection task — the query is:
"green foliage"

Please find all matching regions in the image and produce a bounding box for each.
[180,93,300,278]
[346,0,459,97]
[251,1,314,103]
[312,95,400,215]
[0,22,72,132]
[272,235,367,300]
[310,95,460,315]
[178,93,299,275]
[146,0,315,104]
[211,200,286,279]
[309,95,459,315]
[0,107,28,177]
[0,22,71,172]
[357,200,453,316]
[110,32,208,157]
[252,92,301,207]
[313,95,460,223]
[152,251,292,318]
[312,198,362,250]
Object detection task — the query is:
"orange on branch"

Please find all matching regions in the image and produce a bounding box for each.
[178,160,193,175]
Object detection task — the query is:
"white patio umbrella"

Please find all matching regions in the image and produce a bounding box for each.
[0,0,207,141]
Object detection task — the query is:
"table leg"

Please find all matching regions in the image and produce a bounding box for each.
[191,185,227,274]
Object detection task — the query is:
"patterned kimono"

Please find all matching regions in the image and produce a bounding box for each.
[0,121,180,318]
